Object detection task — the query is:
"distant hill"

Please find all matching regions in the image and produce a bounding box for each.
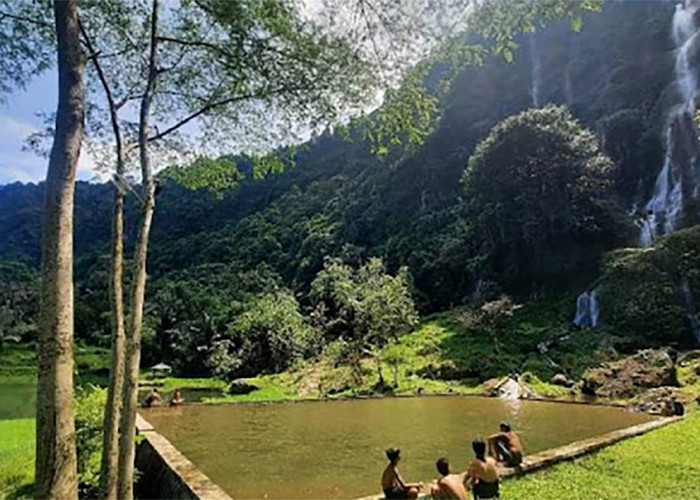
[0,1,677,314]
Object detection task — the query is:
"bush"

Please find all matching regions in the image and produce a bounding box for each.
[311,257,418,349]
[208,290,319,379]
[74,385,106,497]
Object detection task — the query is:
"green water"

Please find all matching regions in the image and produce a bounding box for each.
[0,383,36,420]
[143,396,655,499]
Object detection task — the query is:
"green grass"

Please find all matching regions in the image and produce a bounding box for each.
[0,419,35,499]
[502,414,700,499]
[140,375,228,392]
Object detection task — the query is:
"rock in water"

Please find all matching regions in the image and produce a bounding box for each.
[581,349,678,398]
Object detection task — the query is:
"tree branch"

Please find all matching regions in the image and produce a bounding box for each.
[146,93,256,143]
[78,17,124,175]
[0,10,51,28]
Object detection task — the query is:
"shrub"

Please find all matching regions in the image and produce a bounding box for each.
[74,385,106,497]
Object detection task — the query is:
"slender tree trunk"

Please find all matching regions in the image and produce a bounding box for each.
[98,163,126,500]
[35,1,84,498]
[117,1,159,497]
[79,21,129,498]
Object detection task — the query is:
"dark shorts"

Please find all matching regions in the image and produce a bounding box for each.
[496,441,522,467]
[384,486,408,499]
[473,480,499,499]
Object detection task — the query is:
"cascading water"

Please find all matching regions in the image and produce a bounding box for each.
[529,33,542,107]
[498,378,520,400]
[564,63,574,107]
[573,290,600,328]
[641,1,700,245]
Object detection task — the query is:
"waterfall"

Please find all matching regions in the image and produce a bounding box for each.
[679,277,700,343]
[529,33,541,107]
[642,1,700,244]
[498,378,520,400]
[564,63,574,106]
[573,290,600,328]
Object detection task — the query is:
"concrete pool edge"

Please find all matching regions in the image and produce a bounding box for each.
[356,415,684,500]
[135,413,232,500]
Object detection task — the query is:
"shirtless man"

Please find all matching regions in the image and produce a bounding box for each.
[430,457,467,500]
[487,422,523,467]
[465,439,499,499]
[381,448,421,499]
[143,388,164,408]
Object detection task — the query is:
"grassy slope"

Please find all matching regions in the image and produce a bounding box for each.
[216,298,618,403]
[503,414,700,500]
[0,419,34,500]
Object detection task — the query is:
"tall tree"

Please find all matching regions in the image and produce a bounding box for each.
[116,0,160,495]
[77,19,129,499]
[35,0,85,497]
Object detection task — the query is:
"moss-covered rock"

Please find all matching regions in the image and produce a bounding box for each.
[581,349,677,398]
[598,226,700,348]
[227,379,260,395]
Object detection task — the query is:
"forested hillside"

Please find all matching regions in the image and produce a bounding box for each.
[3,1,699,378]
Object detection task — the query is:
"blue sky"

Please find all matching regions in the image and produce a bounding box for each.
[0,70,94,185]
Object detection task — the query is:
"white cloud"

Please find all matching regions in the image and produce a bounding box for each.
[0,114,96,184]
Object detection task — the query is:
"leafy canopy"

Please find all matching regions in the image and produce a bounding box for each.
[311,257,417,351]
[462,105,622,287]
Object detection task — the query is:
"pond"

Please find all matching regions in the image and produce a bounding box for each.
[143,396,655,499]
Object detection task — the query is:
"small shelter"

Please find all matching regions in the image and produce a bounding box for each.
[149,362,172,378]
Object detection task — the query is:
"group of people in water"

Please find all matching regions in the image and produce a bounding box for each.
[142,387,184,407]
[382,422,523,500]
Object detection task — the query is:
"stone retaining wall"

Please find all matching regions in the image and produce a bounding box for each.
[356,415,683,500]
[135,414,232,500]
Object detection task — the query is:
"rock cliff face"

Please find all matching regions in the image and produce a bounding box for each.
[581,349,678,399]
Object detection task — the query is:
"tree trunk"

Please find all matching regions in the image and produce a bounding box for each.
[98,170,126,499]
[81,21,129,498]
[117,1,159,497]
[35,1,84,498]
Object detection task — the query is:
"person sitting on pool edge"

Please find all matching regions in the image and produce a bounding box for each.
[143,387,164,408]
[381,447,422,499]
[464,439,499,499]
[169,388,184,407]
[487,422,522,467]
[430,457,467,500]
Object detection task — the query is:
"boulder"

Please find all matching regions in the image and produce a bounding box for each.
[581,349,677,399]
[551,373,575,387]
[227,379,260,395]
[479,378,504,397]
[629,386,690,414]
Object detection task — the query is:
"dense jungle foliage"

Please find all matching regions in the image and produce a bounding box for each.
[2,0,699,382]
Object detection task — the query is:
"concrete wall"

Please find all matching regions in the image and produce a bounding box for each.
[134,414,231,500]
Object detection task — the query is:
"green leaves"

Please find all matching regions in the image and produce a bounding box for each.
[162,157,243,196]
[311,257,418,351]
[363,0,603,157]
[462,105,623,288]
